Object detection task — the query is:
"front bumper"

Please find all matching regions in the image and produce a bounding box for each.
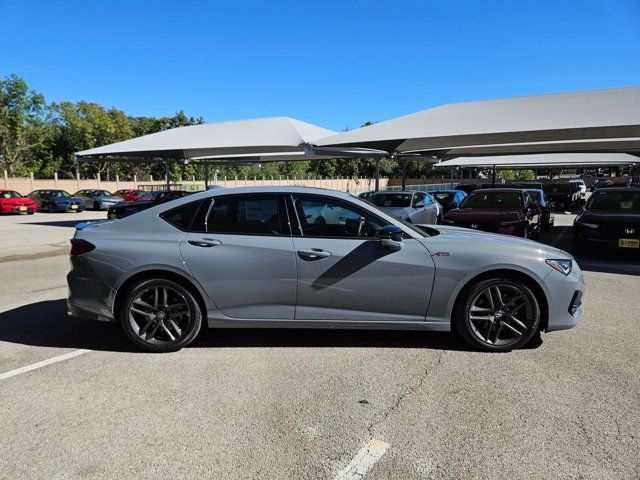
[544,261,586,331]
[1,205,36,214]
[574,223,640,249]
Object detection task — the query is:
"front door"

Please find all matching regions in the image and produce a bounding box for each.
[179,194,297,319]
[290,194,436,322]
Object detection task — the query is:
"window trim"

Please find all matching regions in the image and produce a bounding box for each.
[290,193,392,240]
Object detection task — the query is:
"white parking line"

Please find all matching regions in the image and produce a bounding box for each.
[0,349,89,381]
[333,439,390,480]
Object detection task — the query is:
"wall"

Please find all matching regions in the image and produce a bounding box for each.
[2,172,389,195]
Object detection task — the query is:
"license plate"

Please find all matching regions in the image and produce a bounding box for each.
[618,238,639,248]
[71,204,78,209]
[19,206,27,211]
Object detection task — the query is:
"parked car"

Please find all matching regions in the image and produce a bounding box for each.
[107,190,191,219]
[573,188,640,250]
[524,189,554,232]
[74,189,124,210]
[569,179,587,197]
[432,190,467,214]
[68,186,584,353]
[442,188,541,238]
[114,188,144,202]
[26,189,85,213]
[369,190,442,224]
[0,189,37,214]
[510,181,544,190]
[454,184,479,194]
[542,182,584,211]
[357,190,375,200]
[591,177,614,192]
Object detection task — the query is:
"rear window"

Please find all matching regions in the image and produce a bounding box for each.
[543,184,572,193]
[370,193,412,208]
[461,192,523,209]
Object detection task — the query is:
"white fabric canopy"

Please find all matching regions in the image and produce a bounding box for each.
[76,117,337,161]
[433,153,639,169]
[314,87,640,156]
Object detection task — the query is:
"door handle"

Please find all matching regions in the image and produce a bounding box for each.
[188,238,222,248]
[297,249,332,260]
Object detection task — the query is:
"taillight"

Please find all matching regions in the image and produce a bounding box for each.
[70,239,95,257]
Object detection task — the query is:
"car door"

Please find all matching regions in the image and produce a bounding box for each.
[290,193,435,322]
[177,193,297,319]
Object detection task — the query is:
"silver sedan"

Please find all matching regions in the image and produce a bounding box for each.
[67,186,585,353]
[369,190,443,224]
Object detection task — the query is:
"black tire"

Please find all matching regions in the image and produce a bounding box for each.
[93,201,100,210]
[454,277,541,352]
[120,278,203,353]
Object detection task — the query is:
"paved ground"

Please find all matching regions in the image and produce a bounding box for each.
[0,211,639,479]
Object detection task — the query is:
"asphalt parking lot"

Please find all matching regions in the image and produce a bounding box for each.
[1,211,639,479]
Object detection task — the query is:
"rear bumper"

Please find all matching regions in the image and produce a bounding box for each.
[67,257,115,322]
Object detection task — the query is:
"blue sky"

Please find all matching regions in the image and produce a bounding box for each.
[2,0,639,131]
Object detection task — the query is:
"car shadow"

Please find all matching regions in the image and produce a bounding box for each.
[0,299,541,353]
[23,219,104,228]
[538,225,640,276]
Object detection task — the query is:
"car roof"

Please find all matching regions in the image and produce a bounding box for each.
[469,188,525,193]
[433,190,459,193]
[594,187,640,192]
[371,190,422,195]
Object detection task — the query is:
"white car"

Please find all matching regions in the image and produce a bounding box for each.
[569,179,587,197]
[369,190,443,224]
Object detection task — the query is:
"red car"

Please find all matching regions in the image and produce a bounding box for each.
[0,189,38,214]
[113,189,144,202]
[442,188,541,238]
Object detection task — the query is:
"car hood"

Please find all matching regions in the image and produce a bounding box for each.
[444,208,520,222]
[421,225,568,259]
[379,206,411,218]
[578,211,640,224]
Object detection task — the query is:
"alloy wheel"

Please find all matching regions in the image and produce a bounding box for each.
[467,284,534,347]
[127,285,192,346]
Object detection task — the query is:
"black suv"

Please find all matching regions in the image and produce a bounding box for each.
[542,182,584,212]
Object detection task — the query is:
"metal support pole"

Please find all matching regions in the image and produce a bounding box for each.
[204,163,209,190]
[374,158,381,191]
[165,163,170,190]
[401,159,407,191]
[492,165,496,186]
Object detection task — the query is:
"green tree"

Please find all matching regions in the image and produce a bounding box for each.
[0,74,48,174]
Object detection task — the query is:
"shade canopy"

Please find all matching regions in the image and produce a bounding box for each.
[76,117,337,161]
[314,87,640,157]
[433,153,639,169]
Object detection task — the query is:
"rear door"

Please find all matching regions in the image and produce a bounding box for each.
[290,194,435,322]
[177,194,297,319]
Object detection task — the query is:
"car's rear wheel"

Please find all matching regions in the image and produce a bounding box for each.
[48,203,55,213]
[120,279,202,352]
[454,277,540,352]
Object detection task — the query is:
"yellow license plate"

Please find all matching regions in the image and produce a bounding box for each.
[618,238,639,248]
[19,206,27,211]
[71,204,78,209]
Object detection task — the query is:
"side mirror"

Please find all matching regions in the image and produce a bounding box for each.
[378,225,403,251]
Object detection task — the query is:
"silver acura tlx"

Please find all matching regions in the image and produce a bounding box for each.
[67,187,585,353]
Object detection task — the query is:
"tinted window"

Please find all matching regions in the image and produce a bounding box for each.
[293,195,386,238]
[413,192,427,205]
[543,184,572,193]
[161,199,206,231]
[587,191,640,211]
[434,192,454,203]
[461,192,523,209]
[370,193,412,208]
[206,195,282,235]
[1,191,22,198]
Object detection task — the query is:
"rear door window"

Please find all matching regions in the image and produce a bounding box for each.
[205,194,284,235]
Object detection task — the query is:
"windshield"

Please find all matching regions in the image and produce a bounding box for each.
[527,190,542,202]
[433,192,454,203]
[370,193,413,208]
[89,190,112,197]
[42,190,71,198]
[1,191,22,198]
[460,192,523,209]
[543,184,571,193]
[587,191,640,212]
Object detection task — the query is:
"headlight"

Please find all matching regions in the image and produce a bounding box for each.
[546,259,572,276]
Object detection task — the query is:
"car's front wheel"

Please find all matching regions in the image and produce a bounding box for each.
[120,278,203,352]
[454,277,540,352]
